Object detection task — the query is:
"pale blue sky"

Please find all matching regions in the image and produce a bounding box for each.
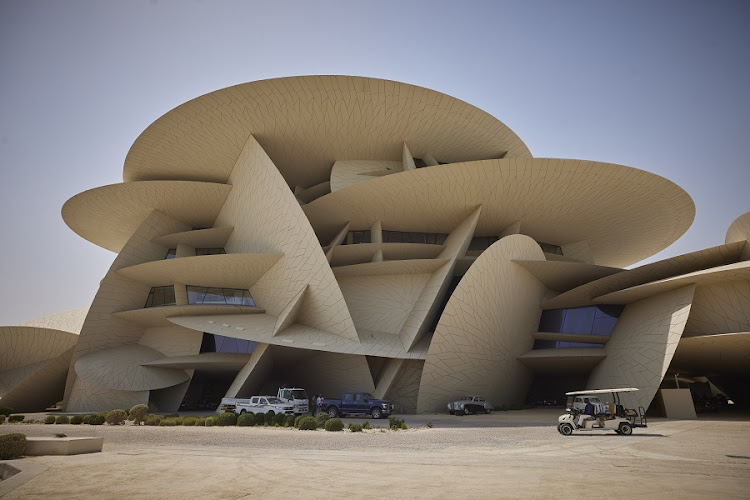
[1,0,748,325]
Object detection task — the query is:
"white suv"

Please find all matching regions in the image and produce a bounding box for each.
[235,396,295,415]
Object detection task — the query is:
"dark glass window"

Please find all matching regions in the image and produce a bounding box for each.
[413,158,427,168]
[343,230,371,245]
[538,305,624,336]
[195,248,226,256]
[467,236,499,256]
[538,242,563,255]
[165,249,177,259]
[144,286,176,308]
[186,286,256,306]
[533,339,602,350]
[200,332,257,354]
[381,230,447,245]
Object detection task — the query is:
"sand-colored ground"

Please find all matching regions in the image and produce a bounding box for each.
[1,410,749,499]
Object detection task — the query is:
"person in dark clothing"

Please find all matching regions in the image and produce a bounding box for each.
[578,398,596,428]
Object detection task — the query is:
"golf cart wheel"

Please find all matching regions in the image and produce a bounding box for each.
[559,423,574,436]
[618,423,633,436]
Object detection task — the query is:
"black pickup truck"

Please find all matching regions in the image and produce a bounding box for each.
[318,392,394,419]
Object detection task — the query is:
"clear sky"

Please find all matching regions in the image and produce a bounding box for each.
[1,0,748,325]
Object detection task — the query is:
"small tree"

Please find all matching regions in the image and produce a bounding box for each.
[297,416,317,430]
[0,433,27,460]
[44,415,56,424]
[128,404,149,425]
[237,413,255,427]
[55,415,70,424]
[324,418,344,432]
[216,412,237,427]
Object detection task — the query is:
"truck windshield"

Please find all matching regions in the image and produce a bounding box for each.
[291,390,307,399]
[363,393,376,400]
[267,397,283,404]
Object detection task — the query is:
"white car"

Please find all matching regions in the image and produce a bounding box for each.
[235,396,295,415]
[448,396,493,415]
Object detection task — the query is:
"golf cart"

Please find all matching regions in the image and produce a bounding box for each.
[557,388,647,436]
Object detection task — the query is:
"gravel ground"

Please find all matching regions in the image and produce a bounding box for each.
[2,410,749,499]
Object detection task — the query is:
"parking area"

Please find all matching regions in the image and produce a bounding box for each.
[2,409,749,498]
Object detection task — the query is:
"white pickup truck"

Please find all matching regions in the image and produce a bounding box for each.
[234,396,295,416]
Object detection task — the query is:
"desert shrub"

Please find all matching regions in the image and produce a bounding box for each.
[195,417,206,426]
[324,418,344,432]
[70,415,83,425]
[82,415,91,424]
[159,417,182,426]
[262,411,274,426]
[400,422,408,430]
[316,412,330,425]
[0,415,5,424]
[8,415,24,423]
[0,433,27,460]
[106,409,128,425]
[297,416,317,430]
[43,415,55,424]
[254,412,266,426]
[294,415,305,428]
[362,421,372,430]
[182,416,199,426]
[216,412,237,427]
[0,408,13,417]
[89,414,105,425]
[165,413,180,418]
[285,415,296,427]
[348,423,362,432]
[128,404,149,425]
[55,415,70,424]
[426,420,434,428]
[237,413,255,427]
[144,414,162,426]
[388,417,405,430]
[274,412,286,426]
[205,416,215,427]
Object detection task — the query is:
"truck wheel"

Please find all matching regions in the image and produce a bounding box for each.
[485,408,491,414]
[371,407,382,419]
[559,423,574,436]
[618,423,633,436]
[240,409,246,414]
[327,407,339,418]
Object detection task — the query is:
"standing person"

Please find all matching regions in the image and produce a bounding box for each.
[311,394,318,415]
[316,394,323,415]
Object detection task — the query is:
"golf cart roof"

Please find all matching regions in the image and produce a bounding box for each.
[565,388,639,396]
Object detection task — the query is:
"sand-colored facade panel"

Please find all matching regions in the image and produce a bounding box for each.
[0,327,78,371]
[670,332,750,375]
[586,285,696,409]
[304,159,694,268]
[726,211,750,244]
[683,279,750,336]
[214,134,359,342]
[417,235,547,413]
[330,160,402,192]
[19,307,90,334]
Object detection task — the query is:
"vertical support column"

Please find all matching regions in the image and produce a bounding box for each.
[174,282,188,306]
[402,142,416,171]
[370,220,382,244]
[422,153,439,166]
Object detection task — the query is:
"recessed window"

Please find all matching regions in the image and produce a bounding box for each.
[165,249,177,259]
[343,230,371,245]
[186,286,256,306]
[200,332,257,354]
[466,236,499,256]
[533,340,602,350]
[413,158,427,168]
[195,248,226,256]
[538,242,563,255]
[144,286,176,308]
[538,305,624,336]
[381,230,447,245]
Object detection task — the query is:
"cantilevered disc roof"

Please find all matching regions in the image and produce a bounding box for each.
[123,76,532,189]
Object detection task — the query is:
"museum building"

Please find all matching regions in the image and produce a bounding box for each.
[1,76,749,415]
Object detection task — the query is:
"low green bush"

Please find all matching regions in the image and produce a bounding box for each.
[263,411,275,426]
[128,404,149,425]
[426,420,434,428]
[8,415,25,423]
[216,412,237,427]
[388,417,406,430]
[254,412,265,426]
[55,415,70,424]
[182,416,199,426]
[195,417,206,426]
[348,423,362,432]
[165,413,180,419]
[159,417,182,427]
[0,433,27,460]
[0,415,6,424]
[89,414,105,425]
[0,407,13,417]
[44,415,56,424]
[294,415,305,428]
[205,416,215,427]
[106,409,128,425]
[82,415,91,424]
[324,418,344,432]
[273,412,286,426]
[400,422,408,430]
[237,413,255,427]
[144,414,162,426]
[70,415,83,425]
[316,412,330,425]
[297,416,317,430]
[285,415,296,427]
[362,421,372,430]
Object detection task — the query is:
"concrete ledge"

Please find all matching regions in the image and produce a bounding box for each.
[0,460,47,496]
[25,436,103,456]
